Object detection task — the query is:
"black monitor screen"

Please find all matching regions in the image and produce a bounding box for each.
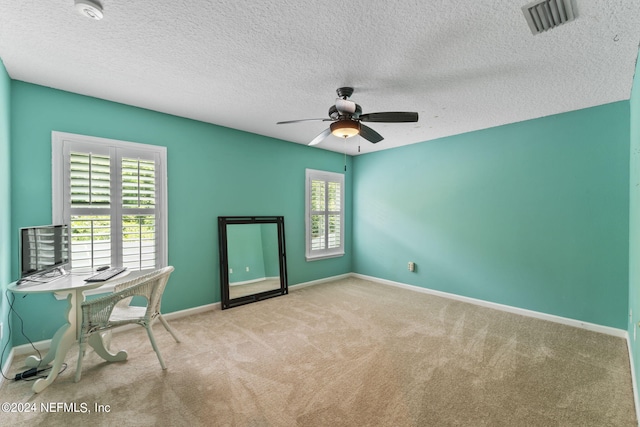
[20,225,70,278]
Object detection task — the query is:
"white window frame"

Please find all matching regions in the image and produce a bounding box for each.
[305,168,345,261]
[52,131,168,292]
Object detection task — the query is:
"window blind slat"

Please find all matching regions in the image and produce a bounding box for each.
[122,214,156,271]
[121,157,156,209]
[69,152,111,209]
[69,215,111,271]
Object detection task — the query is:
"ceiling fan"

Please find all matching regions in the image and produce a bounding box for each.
[277,87,419,146]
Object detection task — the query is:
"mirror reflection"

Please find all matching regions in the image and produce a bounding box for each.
[218,216,288,309]
[227,223,280,299]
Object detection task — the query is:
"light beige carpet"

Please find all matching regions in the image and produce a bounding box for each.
[1,277,637,426]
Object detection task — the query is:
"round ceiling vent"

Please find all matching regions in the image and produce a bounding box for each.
[74,0,104,20]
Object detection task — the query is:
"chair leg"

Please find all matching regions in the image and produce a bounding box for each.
[158,314,180,343]
[75,340,87,382]
[145,325,167,370]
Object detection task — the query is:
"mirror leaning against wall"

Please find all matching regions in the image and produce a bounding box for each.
[218,216,288,309]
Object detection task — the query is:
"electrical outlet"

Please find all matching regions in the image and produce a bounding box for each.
[408,262,415,272]
[229,268,233,274]
[246,266,250,272]
[0,322,3,341]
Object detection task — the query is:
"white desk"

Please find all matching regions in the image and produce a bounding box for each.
[9,270,142,393]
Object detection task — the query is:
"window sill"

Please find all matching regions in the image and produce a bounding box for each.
[306,252,345,262]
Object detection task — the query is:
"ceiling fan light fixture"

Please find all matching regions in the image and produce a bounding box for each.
[330,120,360,138]
[75,0,104,20]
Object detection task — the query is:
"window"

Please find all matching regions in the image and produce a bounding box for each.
[52,132,167,273]
[305,169,344,261]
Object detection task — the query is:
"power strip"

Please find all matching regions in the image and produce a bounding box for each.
[14,367,40,381]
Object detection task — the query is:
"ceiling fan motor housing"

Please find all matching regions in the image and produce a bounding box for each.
[336,87,354,99]
[329,103,362,120]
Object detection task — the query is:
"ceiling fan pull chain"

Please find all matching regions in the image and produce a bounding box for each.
[344,139,347,172]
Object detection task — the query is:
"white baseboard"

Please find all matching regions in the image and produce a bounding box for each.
[0,347,15,389]
[289,273,351,291]
[7,272,630,373]
[10,272,631,344]
[11,302,221,357]
[163,302,219,320]
[10,273,350,358]
[230,276,280,287]
[626,334,640,426]
[10,273,347,357]
[355,274,638,422]
[352,273,628,338]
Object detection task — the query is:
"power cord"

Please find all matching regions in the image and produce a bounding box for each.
[18,363,67,382]
[14,366,47,380]
[0,289,45,381]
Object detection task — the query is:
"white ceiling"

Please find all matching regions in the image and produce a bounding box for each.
[0,0,639,155]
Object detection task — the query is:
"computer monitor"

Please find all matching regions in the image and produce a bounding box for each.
[20,224,70,279]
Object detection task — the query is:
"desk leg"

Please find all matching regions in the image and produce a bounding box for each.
[29,292,76,393]
[88,332,128,362]
[24,321,70,368]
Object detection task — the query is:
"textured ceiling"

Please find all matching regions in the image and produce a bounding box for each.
[0,0,639,155]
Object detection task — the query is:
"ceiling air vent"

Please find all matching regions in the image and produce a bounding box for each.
[522,0,575,35]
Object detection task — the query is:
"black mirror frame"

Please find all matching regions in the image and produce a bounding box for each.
[218,216,288,309]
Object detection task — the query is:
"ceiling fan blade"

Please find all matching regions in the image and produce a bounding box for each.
[359,112,419,123]
[359,124,384,144]
[277,118,331,124]
[309,128,331,146]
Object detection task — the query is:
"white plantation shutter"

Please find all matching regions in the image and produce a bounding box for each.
[53,132,167,272]
[121,157,157,270]
[70,152,111,207]
[327,181,341,249]
[305,169,344,260]
[69,152,112,269]
[122,158,156,208]
[310,179,326,251]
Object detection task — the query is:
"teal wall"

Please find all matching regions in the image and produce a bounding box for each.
[9,81,352,344]
[353,102,630,329]
[0,59,11,367]
[4,71,635,366]
[629,50,640,391]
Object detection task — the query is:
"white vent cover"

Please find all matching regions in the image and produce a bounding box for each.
[522,0,575,35]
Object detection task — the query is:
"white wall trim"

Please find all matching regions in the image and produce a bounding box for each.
[12,302,220,357]
[162,302,220,320]
[0,347,15,388]
[626,333,640,426]
[51,131,169,270]
[11,273,350,357]
[289,273,352,291]
[7,273,640,424]
[305,168,345,261]
[11,273,348,357]
[8,272,631,378]
[352,273,628,338]
[230,276,279,287]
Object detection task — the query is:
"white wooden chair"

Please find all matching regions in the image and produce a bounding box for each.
[75,266,180,382]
